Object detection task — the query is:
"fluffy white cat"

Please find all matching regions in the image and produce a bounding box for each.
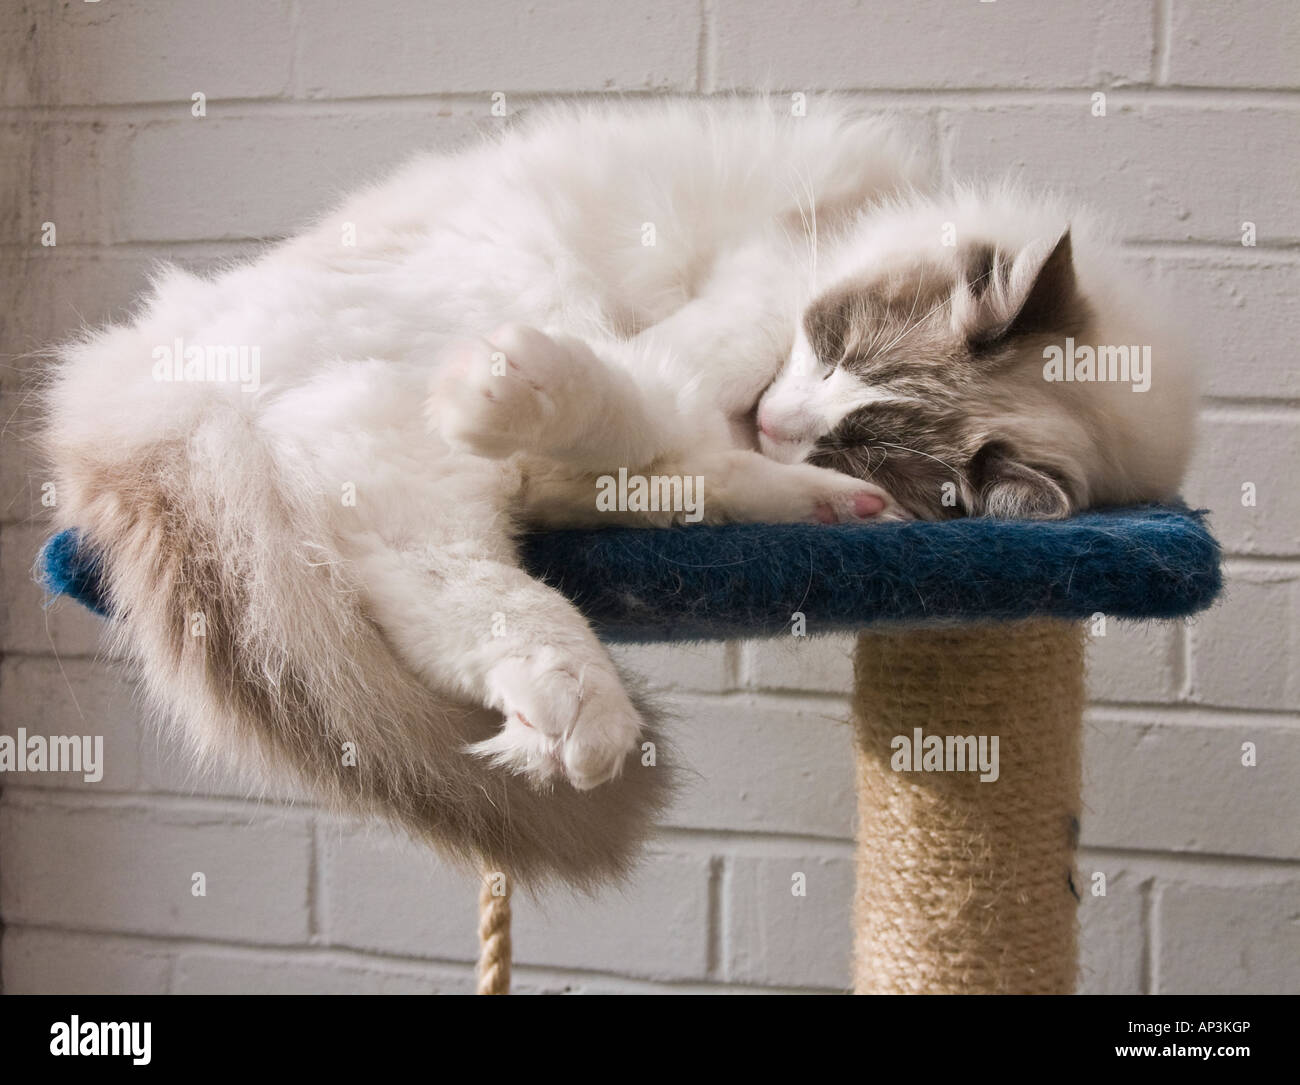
[43,100,1195,885]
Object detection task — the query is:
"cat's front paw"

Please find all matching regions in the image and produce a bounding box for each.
[703,451,907,524]
[470,647,643,790]
[429,323,571,459]
[798,464,910,524]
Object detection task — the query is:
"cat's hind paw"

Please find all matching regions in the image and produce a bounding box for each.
[469,647,643,791]
[428,324,570,459]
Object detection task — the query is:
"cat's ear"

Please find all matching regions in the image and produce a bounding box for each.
[969,230,1082,349]
[966,439,1074,520]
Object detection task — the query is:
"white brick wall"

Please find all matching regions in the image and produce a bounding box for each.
[2,0,1296,994]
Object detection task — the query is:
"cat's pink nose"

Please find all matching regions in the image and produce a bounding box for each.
[757,409,779,439]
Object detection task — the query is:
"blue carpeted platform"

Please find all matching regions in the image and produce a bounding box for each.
[38,504,1221,643]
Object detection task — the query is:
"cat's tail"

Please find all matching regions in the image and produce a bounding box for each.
[47,410,674,891]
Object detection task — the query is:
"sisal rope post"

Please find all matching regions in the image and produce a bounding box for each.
[476,868,512,995]
[851,618,1085,994]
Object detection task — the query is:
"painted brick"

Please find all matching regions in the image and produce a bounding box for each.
[1187,563,1300,710]
[514,971,833,994]
[740,633,857,694]
[0,655,140,791]
[4,0,294,107]
[318,819,712,980]
[492,849,712,980]
[662,693,856,839]
[1,927,171,994]
[0,393,45,527]
[4,120,115,245]
[0,6,32,106]
[1157,255,1300,400]
[713,0,1152,89]
[172,949,471,995]
[315,821,478,962]
[1184,411,1300,555]
[116,112,487,242]
[1082,709,1300,859]
[1076,857,1148,994]
[945,105,1299,243]
[1085,619,1183,703]
[1157,878,1300,993]
[294,1,701,98]
[1165,2,1300,89]
[607,640,734,693]
[0,796,312,942]
[724,851,853,989]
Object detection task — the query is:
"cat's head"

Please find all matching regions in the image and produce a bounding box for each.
[757,217,1189,521]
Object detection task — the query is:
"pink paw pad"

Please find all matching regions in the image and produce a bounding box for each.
[853,493,885,518]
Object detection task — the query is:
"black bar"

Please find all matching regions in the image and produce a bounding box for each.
[2,993,1289,1072]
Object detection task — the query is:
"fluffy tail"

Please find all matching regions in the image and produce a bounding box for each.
[47,408,673,890]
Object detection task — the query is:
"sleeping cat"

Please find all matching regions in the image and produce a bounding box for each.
[43,100,1195,887]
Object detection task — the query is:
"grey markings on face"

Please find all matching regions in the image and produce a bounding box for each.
[803,234,1086,521]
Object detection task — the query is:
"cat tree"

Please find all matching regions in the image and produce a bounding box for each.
[40,505,1220,994]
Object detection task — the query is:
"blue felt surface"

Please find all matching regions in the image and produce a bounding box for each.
[38,505,1221,642]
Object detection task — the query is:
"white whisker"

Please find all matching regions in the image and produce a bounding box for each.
[875,441,963,477]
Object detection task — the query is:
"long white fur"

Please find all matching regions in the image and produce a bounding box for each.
[42,99,1195,885]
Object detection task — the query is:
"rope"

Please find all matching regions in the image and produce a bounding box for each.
[476,868,512,995]
[851,619,1085,994]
